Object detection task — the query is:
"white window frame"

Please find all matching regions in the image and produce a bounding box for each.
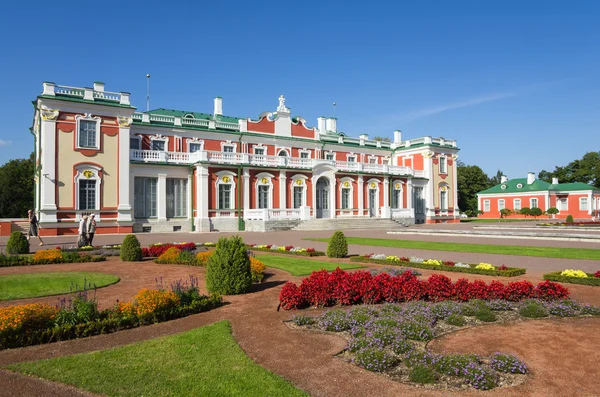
[134,176,157,218]
[220,140,237,153]
[277,148,290,157]
[346,153,357,162]
[129,135,142,150]
[513,198,521,211]
[439,185,449,211]
[392,180,403,209]
[74,164,102,211]
[368,156,378,164]
[498,199,505,211]
[150,134,168,151]
[255,172,274,210]
[339,177,354,210]
[439,156,447,174]
[75,113,101,150]
[166,178,188,218]
[215,170,236,210]
[298,148,311,159]
[324,151,336,161]
[484,200,490,212]
[580,197,588,211]
[530,198,539,209]
[187,138,204,153]
[366,178,380,215]
[252,143,268,155]
[556,197,568,211]
[289,175,307,208]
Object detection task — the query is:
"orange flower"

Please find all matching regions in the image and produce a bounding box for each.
[195,251,213,265]
[33,249,63,263]
[0,303,59,332]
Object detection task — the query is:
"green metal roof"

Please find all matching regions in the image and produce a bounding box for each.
[148,108,243,123]
[480,178,598,194]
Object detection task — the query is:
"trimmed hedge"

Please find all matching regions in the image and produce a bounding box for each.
[0,253,106,268]
[246,246,325,257]
[543,272,600,286]
[349,256,526,277]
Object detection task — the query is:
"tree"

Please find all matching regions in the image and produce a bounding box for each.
[206,236,252,295]
[500,208,513,219]
[539,151,600,188]
[456,161,492,214]
[519,208,531,218]
[545,207,559,219]
[489,170,505,186]
[530,207,543,218]
[0,154,34,218]
[373,136,391,143]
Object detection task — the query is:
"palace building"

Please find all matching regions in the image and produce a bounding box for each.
[30,81,460,235]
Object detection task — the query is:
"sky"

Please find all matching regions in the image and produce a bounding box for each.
[0,0,598,180]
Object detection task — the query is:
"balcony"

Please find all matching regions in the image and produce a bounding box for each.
[130,150,423,177]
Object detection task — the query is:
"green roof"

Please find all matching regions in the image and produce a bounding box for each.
[148,108,243,124]
[480,178,598,194]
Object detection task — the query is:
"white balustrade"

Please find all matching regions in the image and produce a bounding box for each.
[215,121,240,130]
[270,209,301,219]
[167,152,190,163]
[286,157,312,168]
[413,170,426,178]
[336,161,361,172]
[212,210,236,218]
[182,118,210,127]
[206,150,245,164]
[244,209,268,220]
[132,113,143,121]
[93,90,121,102]
[391,208,415,218]
[55,85,85,97]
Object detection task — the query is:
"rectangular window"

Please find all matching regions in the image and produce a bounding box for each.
[218,184,231,209]
[392,189,402,209]
[325,153,334,160]
[189,143,202,153]
[498,199,505,211]
[347,156,356,163]
[557,198,568,211]
[223,146,234,153]
[166,179,187,218]
[369,157,377,164]
[514,199,521,211]
[293,186,303,209]
[300,152,309,159]
[440,190,448,210]
[79,120,97,148]
[130,137,141,150]
[580,197,588,211]
[134,177,157,218]
[439,157,447,174]
[258,185,269,209]
[254,148,265,155]
[151,140,165,151]
[484,200,490,212]
[78,180,96,210]
[531,198,538,209]
[341,188,351,209]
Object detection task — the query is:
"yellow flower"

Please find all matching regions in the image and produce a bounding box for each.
[560,269,588,278]
[475,263,496,270]
[423,259,442,265]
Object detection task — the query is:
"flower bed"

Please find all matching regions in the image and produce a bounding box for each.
[543,269,600,286]
[279,268,568,310]
[0,250,106,268]
[539,221,600,227]
[0,275,222,350]
[142,242,198,258]
[246,244,325,257]
[350,255,525,277]
[289,297,599,390]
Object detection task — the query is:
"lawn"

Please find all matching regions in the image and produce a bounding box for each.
[304,237,600,260]
[255,254,364,276]
[8,321,306,397]
[460,218,539,223]
[0,272,120,301]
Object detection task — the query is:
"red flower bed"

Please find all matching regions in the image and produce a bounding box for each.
[142,243,197,258]
[594,271,600,278]
[278,269,569,310]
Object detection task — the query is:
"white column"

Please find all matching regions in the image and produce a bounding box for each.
[381,176,390,218]
[357,175,364,216]
[279,170,286,209]
[195,165,210,231]
[423,156,434,219]
[186,173,192,220]
[589,192,593,215]
[157,174,167,221]
[330,176,336,218]
[117,126,132,221]
[243,168,250,214]
[452,159,459,212]
[407,179,413,210]
[40,118,57,222]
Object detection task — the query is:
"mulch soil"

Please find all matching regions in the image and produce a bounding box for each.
[1,252,600,396]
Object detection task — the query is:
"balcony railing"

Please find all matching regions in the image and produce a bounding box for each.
[130,149,425,177]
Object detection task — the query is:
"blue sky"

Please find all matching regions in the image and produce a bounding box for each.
[0,0,598,180]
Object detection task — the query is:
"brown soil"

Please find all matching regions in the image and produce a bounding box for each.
[1,255,600,396]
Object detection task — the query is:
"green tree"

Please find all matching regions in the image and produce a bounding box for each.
[206,236,252,295]
[327,230,348,258]
[539,151,600,188]
[489,170,505,186]
[373,136,391,143]
[0,154,34,218]
[499,208,513,219]
[545,207,559,219]
[530,207,543,218]
[519,208,531,218]
[456,161,492,214]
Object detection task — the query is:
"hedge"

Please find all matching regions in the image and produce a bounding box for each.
[246,246,325,257]
[0,253,106,268]
[543,272,600,286]
[349,256,526,277]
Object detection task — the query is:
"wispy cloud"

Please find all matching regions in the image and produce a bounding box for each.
[397,91,517,122]
[0,139,11,147]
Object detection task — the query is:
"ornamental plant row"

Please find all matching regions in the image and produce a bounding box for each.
[543,271,600,286]
[0,251,106,268]
[142,242,197,258]
[350,256,526,277]
[279,268,569,310]
[246,244,324,257]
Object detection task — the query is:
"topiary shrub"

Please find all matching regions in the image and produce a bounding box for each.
[120,234,143,261]
[565,214,574,224]
[6,232,29,254]
[327,230,348,258]
[205,235,252,295]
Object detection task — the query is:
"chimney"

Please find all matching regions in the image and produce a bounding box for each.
[93,81,105,92]
[527,172,535,185]
[214,97,223,116]
[325,117,337,133]
[500,175,507,184]
[394,130,402,143]
[317,117,326,134]
[552,177,559,185]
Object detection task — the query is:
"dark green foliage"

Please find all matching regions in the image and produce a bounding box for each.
[519,301,549,318]
[120,234,142,261]
[206,236,252,295]
[457,161,494,214]
[543,271,600,286]
[409,366,437,384]
[353,348,396,372]
[6,232,29,254]
[399,321,434,341]
[538,151,600,188]
[475,308,497,322]
[446,313,466,326]
[566,215,574,224]
[545,207,559,217]
[530,207,543,218]
[327,230,348,258]
[0,155,34,218]
[434,354,479,376]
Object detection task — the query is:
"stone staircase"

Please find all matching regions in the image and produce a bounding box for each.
[291,217,412,231]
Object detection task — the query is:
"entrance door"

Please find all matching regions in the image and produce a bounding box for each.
[369,189,377,217]
[315,178,330,218]
[413,187,425,224]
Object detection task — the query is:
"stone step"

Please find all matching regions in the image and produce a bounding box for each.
[292,218,408,231]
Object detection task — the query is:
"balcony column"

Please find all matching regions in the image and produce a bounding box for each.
[407,179,413,210]
[243,168,250,216]
[195,165,210,231]
[117,122,132,222]
[39,112,58,223]
[357,175,364,216]
[279,170,287,209]
[381,176,391,218]
[157,174,167,221]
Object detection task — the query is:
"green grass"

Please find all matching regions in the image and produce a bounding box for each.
[0,272,120,301]
[460,218,540,223]
[8,321,306,397]
[304,237,600,260]
[255,254,364,276]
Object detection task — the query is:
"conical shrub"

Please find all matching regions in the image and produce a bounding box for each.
[327,230,348,258]
[6,231,29,254]
[206,236,252,295]
[120,234,143,261]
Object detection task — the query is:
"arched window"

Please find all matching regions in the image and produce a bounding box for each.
[339,177,354,210]
[74,164,102,212]
[215,171,236,210]
[255,172,274,209]
[290,175,307,209]
[392,181,403,209]
[278,149,288,157]
[439,184,449,210]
